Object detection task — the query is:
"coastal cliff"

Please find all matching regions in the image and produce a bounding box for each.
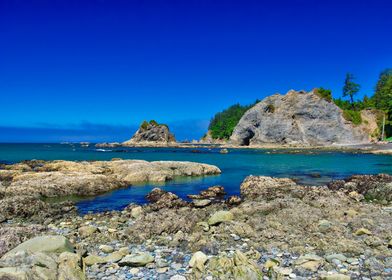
[123,120,175,146]
[230,90,378,146]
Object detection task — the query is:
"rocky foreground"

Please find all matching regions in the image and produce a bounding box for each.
[0,170,391,279]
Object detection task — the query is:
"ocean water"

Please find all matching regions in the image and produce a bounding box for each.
[0,143,391,213]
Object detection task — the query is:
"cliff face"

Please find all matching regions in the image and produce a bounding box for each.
[230,90,373,146]
[124,121,176,144]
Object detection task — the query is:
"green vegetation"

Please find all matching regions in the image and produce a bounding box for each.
[208,101,260,139]
[149,120,159,126]
[140,120,167,130]
[342,110,362,125]
[315,87,332,102]
[317,68,392,136]
[140,120,149,130]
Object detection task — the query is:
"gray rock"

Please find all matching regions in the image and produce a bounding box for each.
[230,90,371,146]
[118,252,154,267]
[325,254,347,263]
[4,235,74,257]
[58,252,86,280]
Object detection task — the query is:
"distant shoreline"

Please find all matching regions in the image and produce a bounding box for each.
[95,141,392,155]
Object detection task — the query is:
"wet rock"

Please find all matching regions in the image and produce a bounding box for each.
[188,185,226,199]
[226,195,242,206]
[146,188,188,210]
[208,210,234,226]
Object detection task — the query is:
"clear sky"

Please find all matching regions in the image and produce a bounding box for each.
[1,0,391,142]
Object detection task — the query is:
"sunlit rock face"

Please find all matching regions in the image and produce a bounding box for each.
[230,90,371,146]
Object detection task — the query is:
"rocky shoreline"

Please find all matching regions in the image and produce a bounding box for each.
[0,159,220,223]
[0,168,391,279]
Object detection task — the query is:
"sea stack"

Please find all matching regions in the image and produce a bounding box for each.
[230,89,378,146]
[123,120,176,145]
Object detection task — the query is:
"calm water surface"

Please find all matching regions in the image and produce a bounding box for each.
[0,143,391,213]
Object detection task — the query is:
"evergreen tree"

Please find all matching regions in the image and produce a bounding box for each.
[343,73,360,107]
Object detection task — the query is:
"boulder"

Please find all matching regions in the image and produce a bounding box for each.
[206,250,262,279]
[189,251,208,271]
[240,175,297,198]
[4,236,74,257]
[188,185,226,199]
[295,254,324,272]
[230,89,371,146]
[208,211,234,226]
[58,252,86,280]
[118,252,154,267]
[146,188,188,210]
[130,206,143,219]
[226,195,242,206]
[78,226,98,238]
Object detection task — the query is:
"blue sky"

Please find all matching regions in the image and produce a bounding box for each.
[1,0,391,142]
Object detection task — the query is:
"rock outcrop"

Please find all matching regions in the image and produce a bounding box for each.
[230,90,374,146]
[123,120,176,145]
[0,160,221,220]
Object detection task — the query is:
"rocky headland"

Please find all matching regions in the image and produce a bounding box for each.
[122,120,176,147]
[230,90,379,146]
[0,168,391,279]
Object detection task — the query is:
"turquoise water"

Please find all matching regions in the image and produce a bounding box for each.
[0,143,391,213]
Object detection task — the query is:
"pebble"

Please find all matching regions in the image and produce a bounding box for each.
[129,268,139,275]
